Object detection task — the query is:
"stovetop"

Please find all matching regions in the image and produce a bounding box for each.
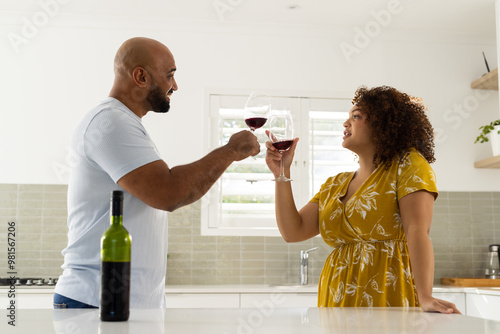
[0,277,57,286]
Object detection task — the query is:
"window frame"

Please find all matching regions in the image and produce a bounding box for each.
[201,88,357,236]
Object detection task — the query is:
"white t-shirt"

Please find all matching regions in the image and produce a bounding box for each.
[55,97,168,308]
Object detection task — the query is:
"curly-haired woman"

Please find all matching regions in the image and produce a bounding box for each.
[265,86,460,313]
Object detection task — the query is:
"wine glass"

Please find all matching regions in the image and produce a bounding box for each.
[244,92,271,132]
[268,109,294,182]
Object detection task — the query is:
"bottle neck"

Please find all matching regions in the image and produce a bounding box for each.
[110,191,123,226]
[110,215,123,226]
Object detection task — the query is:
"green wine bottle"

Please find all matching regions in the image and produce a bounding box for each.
[100,190,132,321]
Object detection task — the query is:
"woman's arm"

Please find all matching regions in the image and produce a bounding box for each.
[265,134,319,242]
[399,190,461,314]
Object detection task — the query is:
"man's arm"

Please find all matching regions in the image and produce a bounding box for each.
[117,130,259,212]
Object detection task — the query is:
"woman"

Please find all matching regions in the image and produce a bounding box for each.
[265,86,460,313]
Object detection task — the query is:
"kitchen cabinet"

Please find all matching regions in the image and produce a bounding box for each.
[17,293,53,309]
[165,291,317,308]
[0,289,53,310]
[465,293,500,321]
[165,284,318,309]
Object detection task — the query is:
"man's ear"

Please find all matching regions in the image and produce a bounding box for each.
[132,67,149,87]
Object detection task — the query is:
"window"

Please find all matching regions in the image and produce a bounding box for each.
[201,91,358,236]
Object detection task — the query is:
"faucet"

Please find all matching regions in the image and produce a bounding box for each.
[300,247,318,285]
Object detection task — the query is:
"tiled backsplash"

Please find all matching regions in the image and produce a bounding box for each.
[0,184,68,280]
[1,184,499,285]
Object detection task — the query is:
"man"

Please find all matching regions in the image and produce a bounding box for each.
[54,37,260,308]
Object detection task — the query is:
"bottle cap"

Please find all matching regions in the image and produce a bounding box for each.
[111,190,124,215]
[112,190,123,198]
[489,244,500,252]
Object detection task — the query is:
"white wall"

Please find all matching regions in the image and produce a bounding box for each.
[1,12,499,190]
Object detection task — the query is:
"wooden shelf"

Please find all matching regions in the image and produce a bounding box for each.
[471,69,499,168]
[474,155,500,168]
[471,68,498,90]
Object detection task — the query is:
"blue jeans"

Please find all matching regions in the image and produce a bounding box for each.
[53,293,98,309]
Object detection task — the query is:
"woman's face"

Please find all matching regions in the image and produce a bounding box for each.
[342,105,375,155]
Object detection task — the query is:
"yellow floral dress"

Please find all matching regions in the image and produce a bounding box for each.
[310,149,438,307]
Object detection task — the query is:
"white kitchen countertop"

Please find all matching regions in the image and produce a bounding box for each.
[2,307,499,333]
[2,284,500,296]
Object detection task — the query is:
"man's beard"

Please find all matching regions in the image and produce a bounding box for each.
[146,84,170,114]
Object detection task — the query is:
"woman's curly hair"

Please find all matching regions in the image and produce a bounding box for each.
[352,85,435,166]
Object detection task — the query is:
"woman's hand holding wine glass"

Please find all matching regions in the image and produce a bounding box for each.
[266,109,297,182]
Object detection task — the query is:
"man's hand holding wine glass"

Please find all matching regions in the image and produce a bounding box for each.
[226,130,261,161]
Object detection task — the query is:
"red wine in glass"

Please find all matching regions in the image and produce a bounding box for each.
[272,140,294,151]
[268,110,294,182]
[245,117,267,131]
[244,92,271,132]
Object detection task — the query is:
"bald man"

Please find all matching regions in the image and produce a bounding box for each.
[54,37,260,309]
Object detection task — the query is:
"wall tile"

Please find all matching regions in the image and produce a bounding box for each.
[0,184,19,192]
[241,276,265,284]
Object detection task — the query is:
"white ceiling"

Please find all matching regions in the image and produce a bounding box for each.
[1,0,497,36]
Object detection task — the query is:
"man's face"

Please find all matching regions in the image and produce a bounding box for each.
[146,48,177,114]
